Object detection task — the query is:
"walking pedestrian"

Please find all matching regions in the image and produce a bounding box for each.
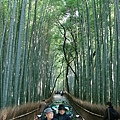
[103,101,120,120]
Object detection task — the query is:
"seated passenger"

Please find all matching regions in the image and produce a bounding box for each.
[42,108,58,120]
[54,104,71,120]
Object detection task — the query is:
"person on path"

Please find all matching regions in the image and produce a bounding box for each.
[54,104,71,120]
[42,108,58,120]
[103,101,120,120]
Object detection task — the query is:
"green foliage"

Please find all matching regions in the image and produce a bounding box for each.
[0,0,120,108]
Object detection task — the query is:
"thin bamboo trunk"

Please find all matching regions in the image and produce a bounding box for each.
[14,0,26,105]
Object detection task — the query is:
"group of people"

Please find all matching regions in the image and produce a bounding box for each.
[41,104,71,120]
[43,101,120,120]
[35,101,120,120]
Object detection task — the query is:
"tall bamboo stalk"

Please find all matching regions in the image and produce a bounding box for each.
[14,0,27,105]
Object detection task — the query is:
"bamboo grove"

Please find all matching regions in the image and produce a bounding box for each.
[0,0,120,108]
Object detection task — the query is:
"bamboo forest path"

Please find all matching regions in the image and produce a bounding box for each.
[0,92,109,120]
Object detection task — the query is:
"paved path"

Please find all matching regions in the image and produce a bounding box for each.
[53,94,68,102]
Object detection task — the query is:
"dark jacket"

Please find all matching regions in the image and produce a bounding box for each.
[54,113,71,120]
[42,118,58,120]
[103,106,119,120]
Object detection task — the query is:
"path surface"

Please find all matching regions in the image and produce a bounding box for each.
[53,94,68,102]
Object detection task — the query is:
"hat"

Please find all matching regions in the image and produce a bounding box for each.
[44,108,53,113]
[105,101,112,106]
[58,104,67,110]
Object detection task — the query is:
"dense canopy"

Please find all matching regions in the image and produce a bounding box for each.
[0,0,120,109]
